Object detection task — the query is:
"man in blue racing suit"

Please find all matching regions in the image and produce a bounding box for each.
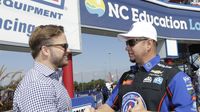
[86,21,197,112]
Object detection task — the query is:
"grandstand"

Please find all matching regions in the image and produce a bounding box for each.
[161,0,200,5]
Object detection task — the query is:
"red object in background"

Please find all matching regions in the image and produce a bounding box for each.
[62,53,74,98]
[165,58,173,65]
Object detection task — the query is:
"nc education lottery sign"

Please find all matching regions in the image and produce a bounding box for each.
[80,0,200,40]
[0,0,81,52]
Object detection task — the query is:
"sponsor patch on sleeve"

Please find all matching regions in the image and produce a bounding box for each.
[121,92,146,112]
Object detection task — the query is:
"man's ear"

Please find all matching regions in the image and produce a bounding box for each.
[40,46,49,56]
[146,40,153,50]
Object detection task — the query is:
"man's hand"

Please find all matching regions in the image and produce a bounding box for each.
[85,107,95,112]
[85,104,114,112]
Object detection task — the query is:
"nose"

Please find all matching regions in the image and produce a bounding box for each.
[65,49,71,56]
[65,51,69,56]
[64,45,68,52]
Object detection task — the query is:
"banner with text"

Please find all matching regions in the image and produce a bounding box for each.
[72,96,95,112]
[0,0,81,52]
[80,0,200,40]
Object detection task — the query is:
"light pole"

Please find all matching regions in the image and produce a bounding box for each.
[108,52,113,82]
[108,52,112,73]
[81,72,83,91]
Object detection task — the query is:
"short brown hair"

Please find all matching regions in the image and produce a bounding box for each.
[29,25,64,59]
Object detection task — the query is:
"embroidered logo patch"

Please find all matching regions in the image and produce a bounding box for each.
[153,77,163,85]
[151,70,163,74]
[122,92,146,112]
[143,76,152,83]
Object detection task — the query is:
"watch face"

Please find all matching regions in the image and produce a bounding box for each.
[121,92,146,112]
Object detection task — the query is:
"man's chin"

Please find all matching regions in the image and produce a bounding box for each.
[130,59,135,63]
[62,62,68,67]
[58,63,68,68]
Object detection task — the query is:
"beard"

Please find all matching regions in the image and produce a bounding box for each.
[50,51,67,68]
[52,56,63,68]
[59,55,68,68]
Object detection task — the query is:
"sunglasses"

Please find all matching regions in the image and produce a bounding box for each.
[126,38,148,47]
[46,43,68,51]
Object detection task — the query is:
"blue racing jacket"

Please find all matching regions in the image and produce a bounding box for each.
[106,55,197,112]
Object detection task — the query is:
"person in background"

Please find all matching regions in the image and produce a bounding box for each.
[13,25,71,111]
[190,53,200,111]
[101,85,110,103]
[86,21,197,112]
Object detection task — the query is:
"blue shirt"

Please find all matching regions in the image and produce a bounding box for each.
[106,55,197,111]
[13,62,72,112]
